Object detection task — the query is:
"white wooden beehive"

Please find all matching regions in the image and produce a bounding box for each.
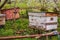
[28,12,58,31]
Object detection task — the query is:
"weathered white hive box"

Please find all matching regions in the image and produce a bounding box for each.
[28,12,58,31]
[0,14,5,25]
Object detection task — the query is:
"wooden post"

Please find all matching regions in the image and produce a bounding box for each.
[0,0,1,2]
[46,35,48,40]
[45,32,48,40]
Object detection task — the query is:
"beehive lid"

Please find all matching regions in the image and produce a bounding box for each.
[28,12,45,16]
[0,14,5,17]
[46,12,58,16]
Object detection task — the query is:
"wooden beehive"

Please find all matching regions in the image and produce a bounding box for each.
[1,7,20,20]
[28,12,58,31]
[0,14,5,25]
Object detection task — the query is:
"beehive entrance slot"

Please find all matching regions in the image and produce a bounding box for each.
[50,18,53,21]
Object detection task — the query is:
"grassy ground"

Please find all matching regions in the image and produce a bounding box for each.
[0,1,60,40]
[0,18,59,40]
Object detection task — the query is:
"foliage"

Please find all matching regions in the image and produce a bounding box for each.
[0,0,60,40]
[0,29,14,36]
[0,18,59,40]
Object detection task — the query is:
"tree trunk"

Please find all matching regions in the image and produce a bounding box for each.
[0,0,8,9]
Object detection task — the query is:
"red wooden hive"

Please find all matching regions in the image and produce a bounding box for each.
[1,7,20,20]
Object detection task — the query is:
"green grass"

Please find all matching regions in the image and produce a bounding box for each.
[0,18,59,40]
[0,1,60,40]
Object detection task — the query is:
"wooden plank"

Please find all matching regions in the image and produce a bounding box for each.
[0,32,60,40]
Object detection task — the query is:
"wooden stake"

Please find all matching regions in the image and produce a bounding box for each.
[46,35,48,40]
